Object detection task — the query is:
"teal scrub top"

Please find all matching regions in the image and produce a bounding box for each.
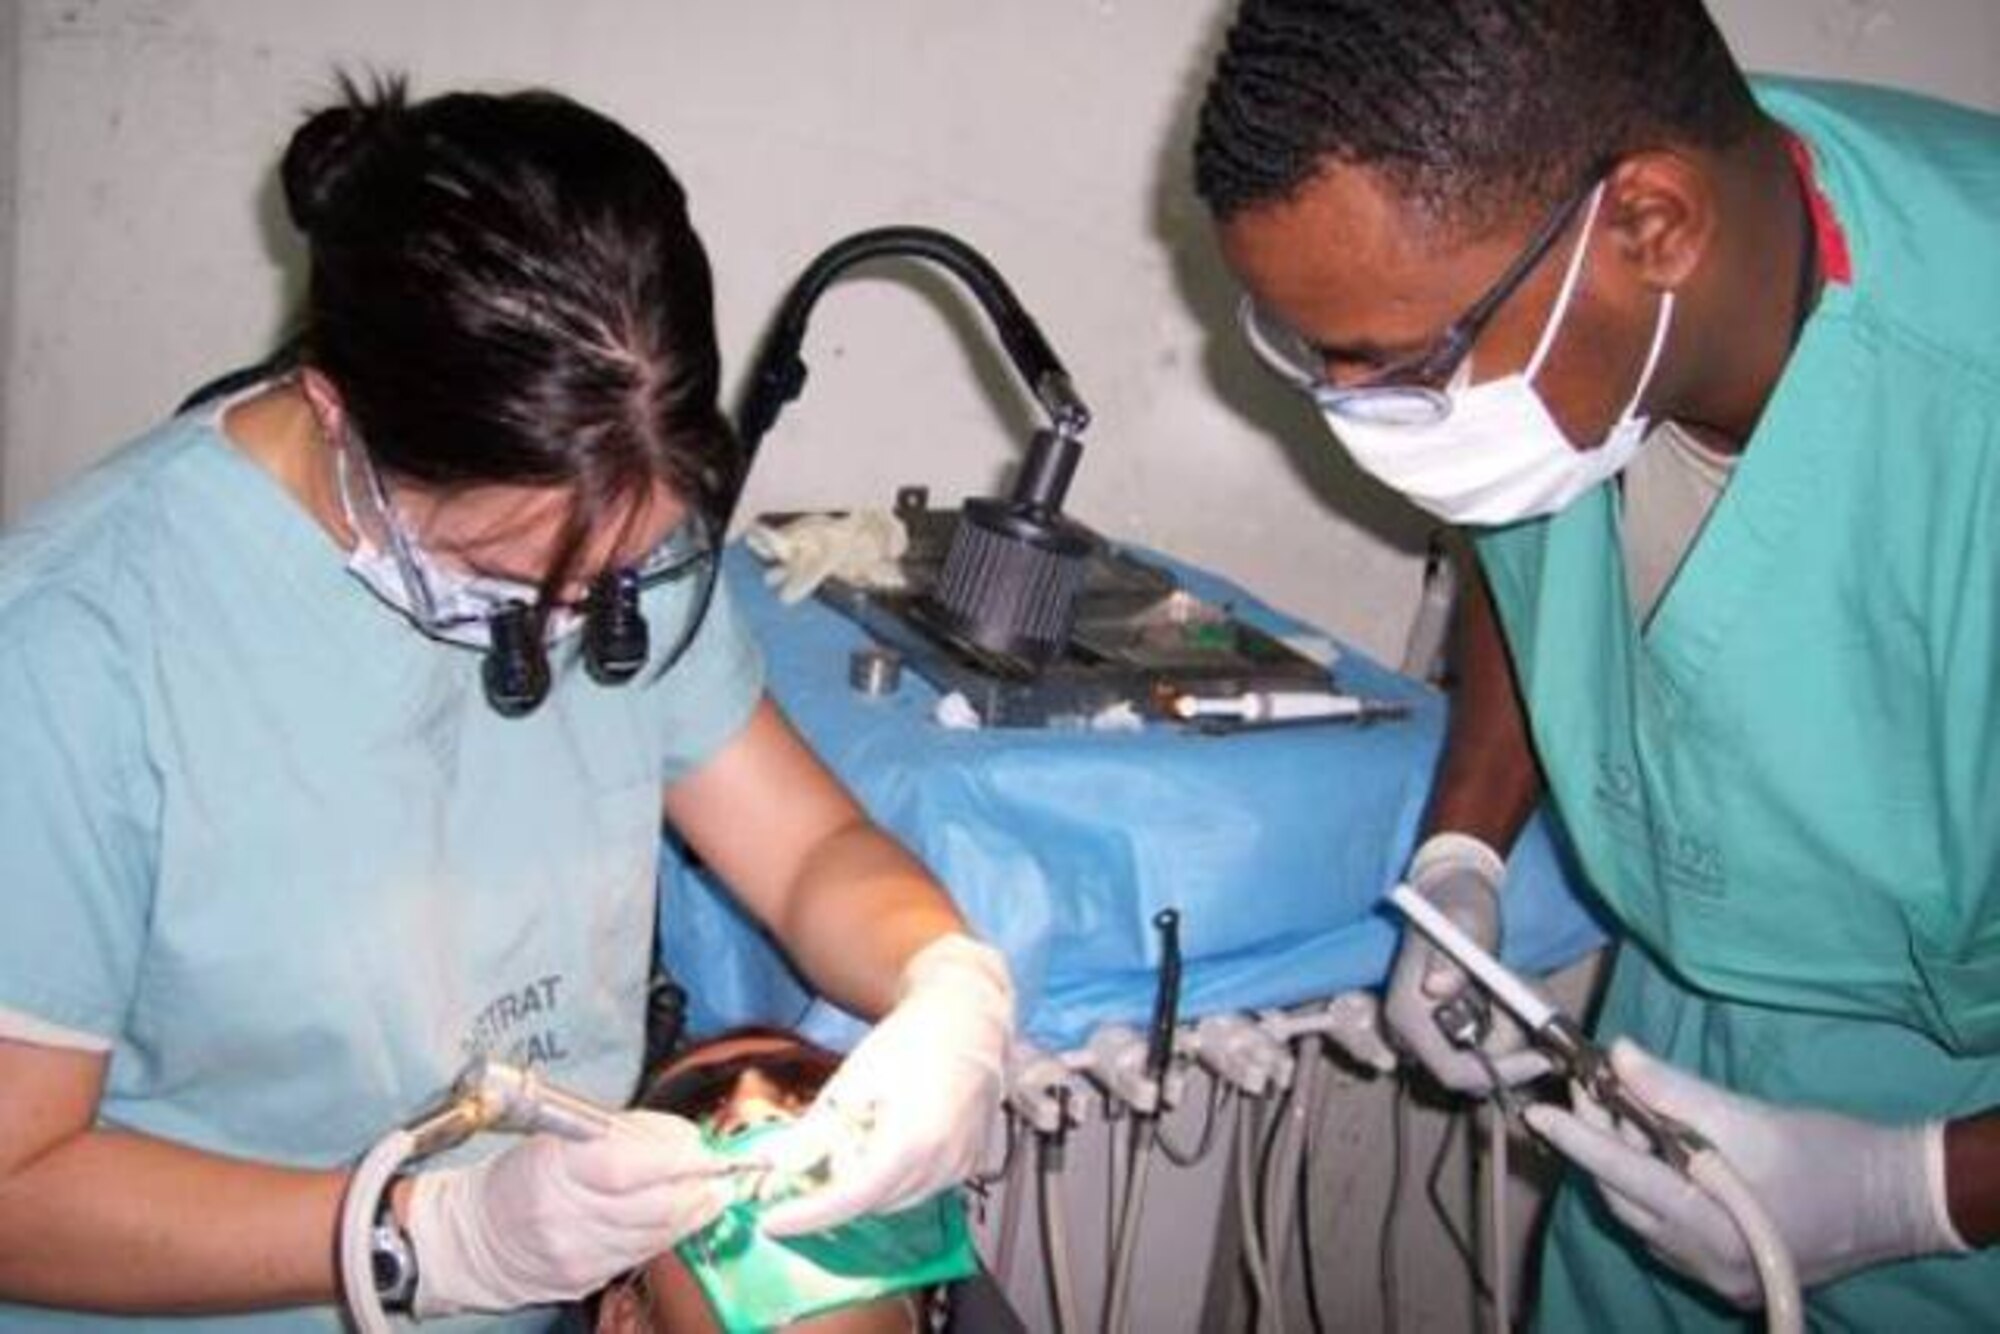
[1472,80,2000,1330]
[0,392,764,1331]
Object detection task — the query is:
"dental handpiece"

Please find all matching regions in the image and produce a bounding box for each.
[393,1058,618,1160]
[455,1058,621,1141]
[1386,883,1712,1169]
[398,1060,762,1186]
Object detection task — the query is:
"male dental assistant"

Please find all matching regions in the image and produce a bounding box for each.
[1195,1,1998,1327]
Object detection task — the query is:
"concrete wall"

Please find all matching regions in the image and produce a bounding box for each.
[8,1,1988,661]
[1721,0,2000,104]
[0,0,1418,659]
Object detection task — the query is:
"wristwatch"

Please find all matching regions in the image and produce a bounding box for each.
[370,1178,419,1313]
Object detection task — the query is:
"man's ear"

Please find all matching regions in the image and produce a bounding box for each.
[1602,149,1715,293]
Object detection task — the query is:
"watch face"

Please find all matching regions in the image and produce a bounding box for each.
[372,1224,417,1306]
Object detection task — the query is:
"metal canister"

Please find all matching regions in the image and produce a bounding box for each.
[848,645,904,697]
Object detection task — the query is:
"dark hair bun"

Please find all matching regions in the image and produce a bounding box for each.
[281,74,406,238]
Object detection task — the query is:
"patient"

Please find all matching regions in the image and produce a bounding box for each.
[592,1027,935,1334]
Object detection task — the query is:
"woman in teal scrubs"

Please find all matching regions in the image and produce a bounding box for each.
[0,79,1013,1329]
[1196,0,1996,1327]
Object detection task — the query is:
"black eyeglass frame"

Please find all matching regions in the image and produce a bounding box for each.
[1239,164,1611,426]
[338,419,722,640]
[624,514,724,690]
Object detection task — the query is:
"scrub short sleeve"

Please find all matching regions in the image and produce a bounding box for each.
[650,567,766,787]
[0,594,157,1039]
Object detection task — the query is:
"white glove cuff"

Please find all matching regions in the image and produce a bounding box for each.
[1409,831,1506,890]
[1922,1120,1974,1255]
[405,1169,472,1318]
[899,933,1016,1080]
[405,1166,518,1319]
[898,933,1012,1002]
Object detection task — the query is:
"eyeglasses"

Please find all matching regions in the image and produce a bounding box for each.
[347,446,709,643]
[1237,169,1607,427]
[336,439,723,716]
[342,441,716,650]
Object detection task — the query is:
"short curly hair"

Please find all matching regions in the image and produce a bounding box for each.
[1194,0,1760,234]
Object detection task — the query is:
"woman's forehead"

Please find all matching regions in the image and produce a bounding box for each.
[406,476,689,579]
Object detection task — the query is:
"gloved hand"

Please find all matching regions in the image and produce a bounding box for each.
[406,1111,735,1316]
[1382,832,1550,1092]
[1524,1039,1969,1307]
[744,511,909,604]
[757,933,1015,1237]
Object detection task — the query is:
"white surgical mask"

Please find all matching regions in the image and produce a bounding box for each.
[333,445,580,649]
[1326,185,1676,527]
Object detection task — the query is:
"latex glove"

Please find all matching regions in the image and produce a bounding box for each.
[406,1111,735,1316]
[1382,832,1550,1092]
[744,511,908,604]
[1524,1039,1969,1307]
[757,933,1015,1237]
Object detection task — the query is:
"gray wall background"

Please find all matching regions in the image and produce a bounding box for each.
[5,0,1993,661]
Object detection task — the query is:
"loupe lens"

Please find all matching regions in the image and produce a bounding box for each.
[584,570,650,685]
[482,602,552,717]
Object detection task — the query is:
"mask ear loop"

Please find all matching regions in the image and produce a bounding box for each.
[316,404,444,628]
[348,449,446,627]
[309,394,375,557]
[330,444,367,549]
[1613,289,1677,425]
[1524,183,1609,384]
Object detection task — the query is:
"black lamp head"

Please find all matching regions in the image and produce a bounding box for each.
[923,427,1094,668]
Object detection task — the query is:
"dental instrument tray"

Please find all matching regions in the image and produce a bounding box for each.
[734,224,1334,727]
[766,487,1336,727]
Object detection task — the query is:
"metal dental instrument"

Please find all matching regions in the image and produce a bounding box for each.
[405,1057,619,1149]
[410,1058,760,1175]
[1386,883,1803,1334]
[1388,882,1706,1165]
[1172,689,1412,735]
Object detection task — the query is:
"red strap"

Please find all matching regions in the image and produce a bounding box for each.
[1785,132,1853,286]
